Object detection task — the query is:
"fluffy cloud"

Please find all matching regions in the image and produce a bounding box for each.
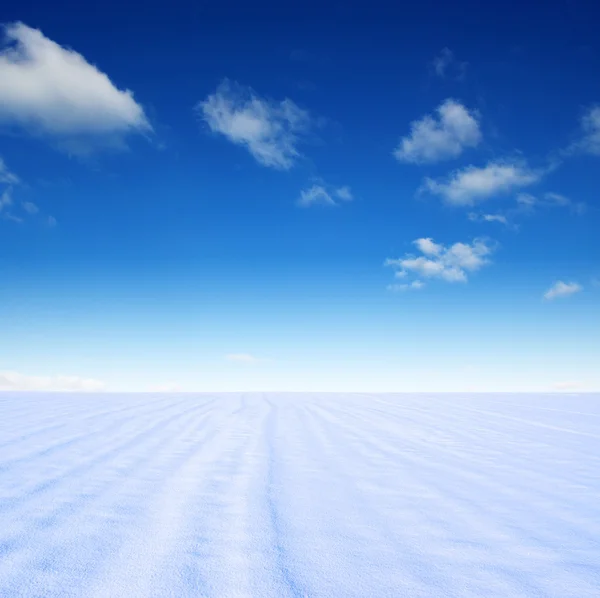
[0,22,149,145]
[0,370,106,391]
[386,237,494,285]
[431,48,468,80]
[394,100,481,164]
[422,161,540,206]
[543,281,582,300]
[198,79,310,170]
[297,183,353,208]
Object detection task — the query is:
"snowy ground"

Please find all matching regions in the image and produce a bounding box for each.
[0,393,599,597]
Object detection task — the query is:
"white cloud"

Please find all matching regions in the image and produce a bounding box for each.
[0,188,12,211]
[413,237,443,256]
[198,79,310,170]
[0,370,106,391]
[468,212,509,225]
[297,183,353,208]
[225,353,266,364]
[572,105,600,155]
[47,215,57,227]
[394,99,481,164]
[471,191,586,229]
[543,281,582,300]
[21,200,39,214]
[335,186,353,201]
[387,280,425,292]
[431,48,467,80]
[386,237,494,285]
[0,157,19,184]
[0,22,149,145]
[423,161,540,206]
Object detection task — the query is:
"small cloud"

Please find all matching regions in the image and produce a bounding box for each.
[0,23,150,150]
[0,370,106,391]
[431,47,468,80]
[422,160,540,206]
[335,185,353,201]
[570,105,600,156]
[47,215,57,227]
[21,200,39,214]
[386,237,494,286]
[197,79,310,170]
[468,212,509,225]
[543,281,583,300]
[0,188,12,211]
[297,183,352,208]
[0,156,19,185]
[225,353,266,364]
[394,99,481,164]
[387,280,425,292]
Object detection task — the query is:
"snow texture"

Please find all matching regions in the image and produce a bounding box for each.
[0,392,599,597]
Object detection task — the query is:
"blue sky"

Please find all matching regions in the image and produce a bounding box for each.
[0,0,598,392]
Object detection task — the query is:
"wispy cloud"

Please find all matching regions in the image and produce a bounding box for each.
[21,201,39,215]
[570,105,600,155]
[0,156,19,185]
[0,188,12,212]
[0,370,106,391]
[543,281,583,300]
[422,160,540,206]
[394,99,481,164]
[297,183,353,208]
[386,237,494,285]
[431,48,467,80]
[387,280,425,292]
[198,79,311,170]
[468,191,587,229]
[0,23,150,150]
[468,212,509,225]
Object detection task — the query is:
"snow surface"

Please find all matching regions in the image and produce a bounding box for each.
[0,392,599,597]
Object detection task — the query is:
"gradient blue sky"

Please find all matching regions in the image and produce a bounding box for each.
[0,0,598,392]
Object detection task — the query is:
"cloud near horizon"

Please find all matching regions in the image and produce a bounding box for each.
[0,370,106,391]
[0,23,150,148]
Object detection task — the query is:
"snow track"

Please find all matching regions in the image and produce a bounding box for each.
[0,393,598,597]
